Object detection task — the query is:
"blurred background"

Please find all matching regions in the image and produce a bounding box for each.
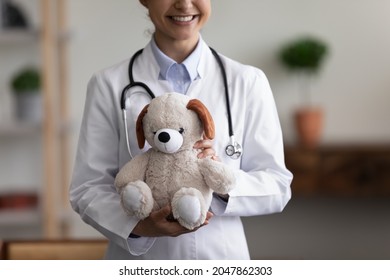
[0,0,389,259]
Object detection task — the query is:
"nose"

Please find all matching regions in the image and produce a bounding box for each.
[154,128,184,154]
[174,0,193,10]
[158,131,171,143]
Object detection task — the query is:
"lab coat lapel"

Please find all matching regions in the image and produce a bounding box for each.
[134,43,172,96]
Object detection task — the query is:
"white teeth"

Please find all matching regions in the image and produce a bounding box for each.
[172,16,194,22]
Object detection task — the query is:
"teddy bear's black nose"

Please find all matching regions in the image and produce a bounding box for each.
[158,131,171,143]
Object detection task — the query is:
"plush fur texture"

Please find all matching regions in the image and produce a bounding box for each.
[115,93,235,230]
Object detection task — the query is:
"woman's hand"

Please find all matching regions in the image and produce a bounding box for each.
[131,205,213,238]
[194,139,219,161]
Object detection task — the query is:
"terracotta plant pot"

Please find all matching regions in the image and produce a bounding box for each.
[295,107,323,148]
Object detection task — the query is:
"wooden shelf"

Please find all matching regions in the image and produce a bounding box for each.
[0,186,40,228]
[0,0,71,239]
[0,209,41,227]
[0,29,40,45]
[285,144,390,197]
[0,121,41,137]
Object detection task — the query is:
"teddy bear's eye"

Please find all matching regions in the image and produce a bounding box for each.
[179,128,184,134]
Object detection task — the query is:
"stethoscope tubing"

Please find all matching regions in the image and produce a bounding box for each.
[209,47,234,138]
[120,47,241,159]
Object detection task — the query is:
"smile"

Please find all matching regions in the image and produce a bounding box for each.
[171,15,195,22]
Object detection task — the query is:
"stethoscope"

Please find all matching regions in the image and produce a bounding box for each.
[120,47,242,160]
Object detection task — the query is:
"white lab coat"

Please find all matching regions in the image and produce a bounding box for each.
[70,38,292,260]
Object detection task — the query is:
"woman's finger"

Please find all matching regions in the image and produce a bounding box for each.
[193,139,213,149]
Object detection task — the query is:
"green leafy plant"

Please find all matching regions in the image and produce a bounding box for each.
[11,68,41,94]
[279,36,329,106]
[279,36,328,73]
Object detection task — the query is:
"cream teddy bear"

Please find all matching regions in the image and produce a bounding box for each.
[114,93,235,230]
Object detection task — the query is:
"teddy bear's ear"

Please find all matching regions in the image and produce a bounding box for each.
[136,104,149,149]
[187,99,215,140]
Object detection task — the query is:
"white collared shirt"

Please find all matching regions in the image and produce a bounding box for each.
[150,36,202,94]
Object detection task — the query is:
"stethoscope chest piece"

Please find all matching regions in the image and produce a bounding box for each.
[225,137,242,159]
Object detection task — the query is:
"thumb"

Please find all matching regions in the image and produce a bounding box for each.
[154,205,172,220]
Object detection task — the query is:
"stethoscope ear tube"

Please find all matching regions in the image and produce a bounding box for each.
[122,109,133,158]
[121,49,156,110]
[120,85,132,110]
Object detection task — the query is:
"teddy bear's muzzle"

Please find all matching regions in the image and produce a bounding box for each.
[154,128,184,154]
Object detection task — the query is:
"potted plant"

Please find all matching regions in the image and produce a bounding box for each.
[278,36,329,148]
[10,67,42,123]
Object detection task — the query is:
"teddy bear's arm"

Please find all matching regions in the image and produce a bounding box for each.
[199,158,236,194]
[114,153,150,192]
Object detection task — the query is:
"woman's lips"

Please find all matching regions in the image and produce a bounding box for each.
[170,15,196,22]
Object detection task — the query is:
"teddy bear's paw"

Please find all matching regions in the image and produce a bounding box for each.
[121,180,153,220]
[199,158,236,194]
[172,188,206,230]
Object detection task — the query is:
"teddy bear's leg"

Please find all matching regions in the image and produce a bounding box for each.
[172,187,206,230]
[121,180,153,220]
